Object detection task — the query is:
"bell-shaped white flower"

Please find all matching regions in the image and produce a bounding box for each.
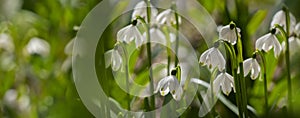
[143,26,166,45]
[105,49,122,71]
[213,72,235,96]
[243,58,261,80]
[131,1,158,23]
[255,29,282,58]
[270,10,296,33]
[156,9,181,26]
[25,37,50,57]
[219,23,241,45]
[156,70,183,101]
[282,36,300,54]
[0,33,15,53]
[199,43,226,71]
[117,20,144,48]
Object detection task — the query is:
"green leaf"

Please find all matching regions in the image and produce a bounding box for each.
[247,10,267,35]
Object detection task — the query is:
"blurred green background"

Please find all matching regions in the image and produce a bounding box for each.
[1,0,300,117]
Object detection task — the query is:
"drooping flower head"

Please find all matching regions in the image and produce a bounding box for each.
[156,69,183,101]
[243,55,261,80]
[117,20,144,48]
[131,1,158,23]
[219,22,241,45]
[270,10,296,33]
[25,37,50,57]
[199,42,226,71]
[156,9,181,26]
[255,28,282,58]
[213,72,235,96]
[0,33,15,53]
[282,35,300,54]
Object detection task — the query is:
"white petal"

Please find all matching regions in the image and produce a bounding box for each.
[243,58,252,77]
[251,59,261,80]
[150,28,166,44]
[199,48,212,64]
[210,48,226,71]
[213,73,223,94]
[219,25,237,45]
[172,86,183,101]
[156,76,171,96]
[272,35,282,58]
[222,73,234,95]
[111,50,122,71]
[26,37,50,57]
[117,25,131,43]
[256,34,269,50]
[104,50,113,68]
[295,22,300,36]
[168,76,180,94]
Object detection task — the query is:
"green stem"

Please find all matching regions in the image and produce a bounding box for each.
[283,7,292,114]
[234,23,248,117]
[172,2,180,67]
[144,0,155,111]
[224,42,243,117]
[257,51,268,116]
[274,11,292,113]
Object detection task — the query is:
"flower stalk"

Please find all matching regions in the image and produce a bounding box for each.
[256,50,268,116]
[283,7,292,114]
[171,2,180,67]
[274,7,292,113]
[144,0,155,111]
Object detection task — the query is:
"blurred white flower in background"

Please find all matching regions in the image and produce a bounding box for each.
[281,36,300,54]
[256,29,281,58]
[62,39,74,72]
[143,26,166,45]
[218,24,241,45]
[270,10,296,33]
[117,20,144,48]
[156,9,181,26]
[131,1,158,23]
[213,72,235,96]
[0,33,15,53]
[294,22,300,36]
[243,58,261,80]
[199,43,226,71]
[155,70,183,101]
[25,37,50,57]
[105,48,123,71]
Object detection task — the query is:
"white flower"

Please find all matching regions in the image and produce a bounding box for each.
[105,49,122,71]
[143,26,166,44]
[282,36,300,54]
[199,44,226,71]
[219,24,241,45]
[117,21,143,48]
[25,37,50,57]
[213,72,235,96]
[156,9,181,26]
[270,10,296,33]
[156,70,183,101]
[294,22,300,36]
[131,1,158,23]
[243,58,261,80]
[0,33,14,52]
[255,30,282,58]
